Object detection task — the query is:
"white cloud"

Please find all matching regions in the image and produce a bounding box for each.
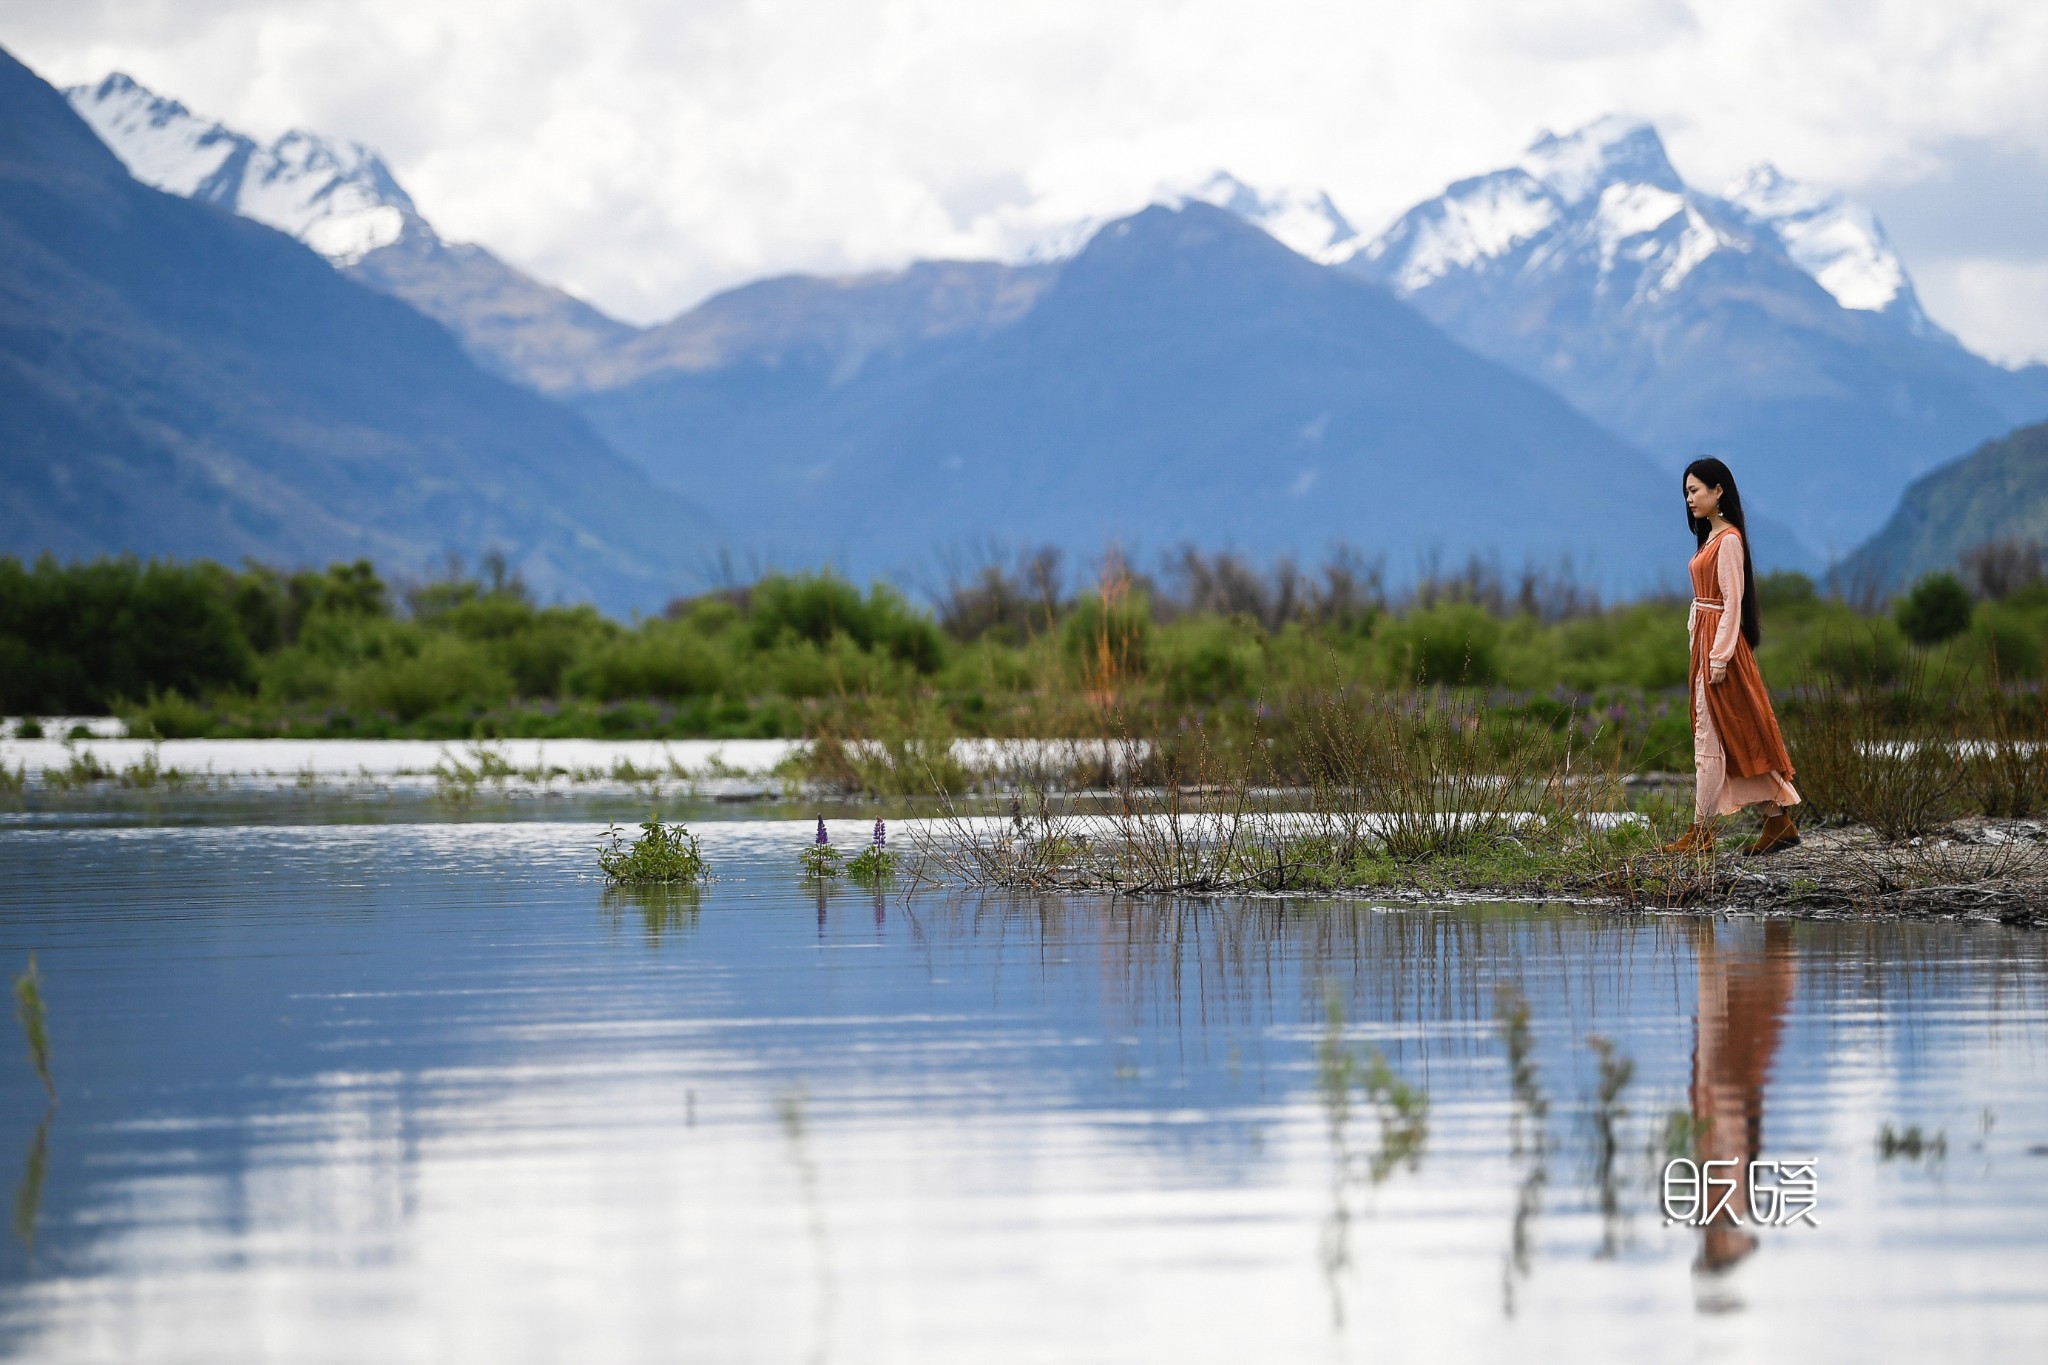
[5,0,2047,357]
[1912,258,2048,368]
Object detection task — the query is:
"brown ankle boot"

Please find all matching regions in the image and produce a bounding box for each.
[1660,823,1714,854]
[1745,812,1800,856]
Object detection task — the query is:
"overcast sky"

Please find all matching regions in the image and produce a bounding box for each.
[7,0,2048,360]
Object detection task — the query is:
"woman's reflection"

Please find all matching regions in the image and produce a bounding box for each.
[1689,920,1798,1272]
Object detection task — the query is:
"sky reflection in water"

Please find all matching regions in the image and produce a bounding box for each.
[0,818,2044,1362]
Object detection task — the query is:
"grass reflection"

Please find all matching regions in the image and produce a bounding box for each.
[777,1085,837,1365]
[11,1111,48,1258]
[1317,987,1430,1328]
[1496,984,1550,1318]
[1585,1034,1636,1259]
[600,883,703,947]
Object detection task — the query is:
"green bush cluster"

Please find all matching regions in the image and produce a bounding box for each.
[597,820,708,884]
[0,555,255,713]
[6,554,2045,750]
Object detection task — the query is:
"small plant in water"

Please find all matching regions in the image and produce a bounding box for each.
[800,817,843,880]
[847,818,898,884]
[597,820,708,884]
[13,956,53,1103]
[1877,1122,1947,1162]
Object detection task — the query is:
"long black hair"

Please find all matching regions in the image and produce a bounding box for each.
[1683,456,1760,648]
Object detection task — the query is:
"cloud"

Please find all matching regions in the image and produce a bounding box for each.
[4,0,2046,357]
[1911,259,2048,368]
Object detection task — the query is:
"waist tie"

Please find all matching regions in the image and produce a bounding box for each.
[1692,598,1724,610]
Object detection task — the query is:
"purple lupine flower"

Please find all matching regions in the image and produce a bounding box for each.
[815,816,828,845]
[872,818,886,850]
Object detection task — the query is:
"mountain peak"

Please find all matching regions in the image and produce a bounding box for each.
[1023,171,1364,270]
[65,71,419,263]
[1164,171,1362,264]
[1521,115,1682,204]
[1723,162,1925,322]
[1356,116,1710,301]
[1073,199,1307,267]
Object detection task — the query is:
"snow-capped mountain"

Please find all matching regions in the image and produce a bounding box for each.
[63,73,637,390]
[1020,170,1363,269]
[5,50,711,612]
[1343,116,2048,551]
[1722,163,1938,332]
[1360,116,1761,311]
[1168,172,1362,265]
[55,69,2048,563]
[66,73,418,263]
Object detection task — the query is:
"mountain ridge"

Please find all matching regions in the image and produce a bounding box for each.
[1345,117,2048,550]
[53,71,2048,585]
[6,48,711,613]
[574,202,1733,591]
[1842,420,2048,592]
[66,72,638,391]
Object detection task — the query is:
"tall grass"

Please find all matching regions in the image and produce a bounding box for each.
[1963,659,2048,819]
[909,688,1706,902]
[1783,641,1970,838]
[13,956,53,1103]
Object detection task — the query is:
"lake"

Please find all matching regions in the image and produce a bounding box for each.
[0,810,2044,1362]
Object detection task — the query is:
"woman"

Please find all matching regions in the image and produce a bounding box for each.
[1663,458,1801,855]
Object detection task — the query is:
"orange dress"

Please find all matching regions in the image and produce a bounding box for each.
[1688,528,1798,820]
[1690,921,1798,1270]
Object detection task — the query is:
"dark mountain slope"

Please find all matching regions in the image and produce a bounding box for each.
[1842,421,2048,591]
[0,48,710,612]
[577,204,1740,590]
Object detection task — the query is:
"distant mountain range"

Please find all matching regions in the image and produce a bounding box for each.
[1345,117,2048,553]
[48,69,2048,595]
[582,203,1698,584]
[3,54,711,612]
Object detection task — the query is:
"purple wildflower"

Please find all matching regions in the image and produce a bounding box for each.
[815,816,828,845]
[872,818,886,850]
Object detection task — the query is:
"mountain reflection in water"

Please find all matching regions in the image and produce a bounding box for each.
[0,819,2042,1363]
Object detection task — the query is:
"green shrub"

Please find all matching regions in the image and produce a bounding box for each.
[1541,603,1688,691]
[493,609,617,697]
[1896,572,1973,646]
[1804,619,1910,687]
[597,820,708,884]
[746,575,944,672]
[1757,571,1819,614]
[1158,617,1260,703]
[566,624,724,700]
[1377,604,1501,685]
[847,820,899,883]
[1974,599,2048,681]
[122,689,213,739]
[342,636,512,721]
[0,555,256,713]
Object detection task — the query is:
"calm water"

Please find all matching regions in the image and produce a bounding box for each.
[0,817,2044,1362]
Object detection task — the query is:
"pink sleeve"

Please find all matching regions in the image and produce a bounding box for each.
[1711,534,1743,666]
